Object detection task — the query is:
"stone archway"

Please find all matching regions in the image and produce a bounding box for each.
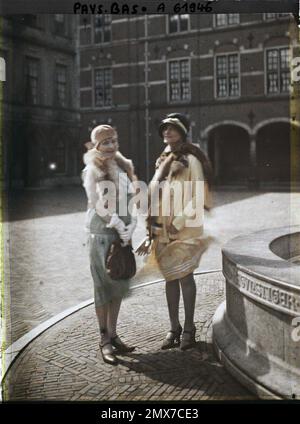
[207,125,251,185]
[256,122,291,183]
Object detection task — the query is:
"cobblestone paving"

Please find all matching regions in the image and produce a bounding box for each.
[3,273,256,401]
[4,188,298,345]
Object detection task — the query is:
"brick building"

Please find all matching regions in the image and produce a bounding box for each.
[1,14,81,188]
[79,13,300,187]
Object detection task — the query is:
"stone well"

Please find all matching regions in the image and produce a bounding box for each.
[212,226,300,399]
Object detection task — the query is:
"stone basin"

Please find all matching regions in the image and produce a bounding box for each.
[212,226,300,399]
[270,232,300,265]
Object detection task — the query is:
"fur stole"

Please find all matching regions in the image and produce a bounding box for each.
[83,149,137,185]
[154,143,214,188]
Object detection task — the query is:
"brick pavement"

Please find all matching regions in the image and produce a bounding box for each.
[4,188,297,346]
[3,272,256,401]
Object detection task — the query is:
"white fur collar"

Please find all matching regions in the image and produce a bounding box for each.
[83,149,136,183]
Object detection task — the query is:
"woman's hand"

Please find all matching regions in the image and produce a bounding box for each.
[106,213,130,245]
[135,237,152,256]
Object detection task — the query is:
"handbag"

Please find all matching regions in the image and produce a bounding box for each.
[106,239,136,280]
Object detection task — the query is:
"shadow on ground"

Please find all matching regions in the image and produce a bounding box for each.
[115,340,253,399]
[5,187,86,222]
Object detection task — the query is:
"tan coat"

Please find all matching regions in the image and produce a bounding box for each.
[149,146,212,281]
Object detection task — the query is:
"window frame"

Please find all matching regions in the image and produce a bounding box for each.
[54,63,68,108]
[264,46,291,96]
[20,14,39,28]
[213,14,240,28]
[166,14,190,34]
[214,52,241,99]
[24,56,41,106]
[93,67,113,109]
[54,14,67,36]
[263,13,290,21]
[52,139,68,175]
[167,57,191,104]
[93,15,112,45]
[0,49,8,100]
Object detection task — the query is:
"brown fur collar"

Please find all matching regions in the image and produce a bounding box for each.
[154,143,213,188]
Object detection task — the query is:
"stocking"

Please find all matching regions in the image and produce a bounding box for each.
[165,279,181,331]
[180,273,196,332]
[107,297,122,338]
[95,305,113,354]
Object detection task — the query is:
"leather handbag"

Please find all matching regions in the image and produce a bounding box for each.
[106,240,136,280]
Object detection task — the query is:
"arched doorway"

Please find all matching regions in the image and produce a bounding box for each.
[208,125,250,185]
[256,122,291,183]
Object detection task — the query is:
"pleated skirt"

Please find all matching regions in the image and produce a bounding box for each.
[154,237,211,282]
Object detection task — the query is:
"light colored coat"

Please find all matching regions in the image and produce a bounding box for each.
[149,146,212,281]
[150,148,209,244]
[82,148,136,225]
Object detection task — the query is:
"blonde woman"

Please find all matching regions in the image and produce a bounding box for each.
[82,125,137,365]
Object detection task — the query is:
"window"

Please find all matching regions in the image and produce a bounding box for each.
[54,14,66,35]
[0,50,6,77]
[94,15,111,44]
[0,51,7,101]
[215,14,240,27]
[25,57,40,105]
[55,64,68,107]
[54,140,67,174]
[168,15,189,33]
[216,54,240,98]
[21,14,38,27]
[266,47,290,94]
[168,59,191,102]
[264,13,290,20]
[94,68,112,107]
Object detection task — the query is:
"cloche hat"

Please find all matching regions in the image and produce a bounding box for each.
[159,113,190,140]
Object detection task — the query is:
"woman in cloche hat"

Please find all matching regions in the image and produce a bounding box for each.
[137,113,213,351]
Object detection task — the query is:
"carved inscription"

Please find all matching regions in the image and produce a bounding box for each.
[237,270,300,314]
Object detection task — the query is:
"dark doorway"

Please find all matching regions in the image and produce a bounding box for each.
[208,125,250,185]
[256,122,291,183]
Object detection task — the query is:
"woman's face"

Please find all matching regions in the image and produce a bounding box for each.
[162,124,182,145]
[96,137,118,158]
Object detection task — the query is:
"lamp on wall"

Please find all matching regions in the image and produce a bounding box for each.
[49,162,57,171]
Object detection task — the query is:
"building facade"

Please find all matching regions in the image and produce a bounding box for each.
[1,14,81,188]
[79,13,300,187]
